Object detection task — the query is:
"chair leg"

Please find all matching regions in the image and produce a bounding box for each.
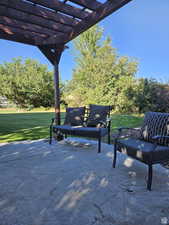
[113,143,117,168]
[98,137,101,153]
[147,164,153,191]
[108,131,111,144]
[49,125,53,144]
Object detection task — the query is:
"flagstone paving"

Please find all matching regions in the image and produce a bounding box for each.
[0,138,169,225]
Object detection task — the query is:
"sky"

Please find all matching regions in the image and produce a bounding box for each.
[0,0,169,82]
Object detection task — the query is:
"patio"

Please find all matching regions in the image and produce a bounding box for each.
[0,139,169,225]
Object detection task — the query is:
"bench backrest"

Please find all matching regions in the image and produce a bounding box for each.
[64,107,86,126]
[86,104,111,127]
[64,104,112,127]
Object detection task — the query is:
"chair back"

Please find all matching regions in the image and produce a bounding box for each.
[140,112,169,146]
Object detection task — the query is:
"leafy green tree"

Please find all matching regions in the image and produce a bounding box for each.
[0,57,58,108]
[133,78,169,113]
[64,25,138,112]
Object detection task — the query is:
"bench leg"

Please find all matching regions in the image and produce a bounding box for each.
[113,143,117,168]
[49,125,53,144]
[147,164,153,191]
[98,137,101,153]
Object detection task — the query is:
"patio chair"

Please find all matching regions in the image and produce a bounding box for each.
[49,104,112,153]
[112,112,169,190]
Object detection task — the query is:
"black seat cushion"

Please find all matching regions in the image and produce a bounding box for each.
[53,125,108,138]
[64,107,85,126]
[86,104,110,127]
[117,138,169,164]
[140,112,169,146]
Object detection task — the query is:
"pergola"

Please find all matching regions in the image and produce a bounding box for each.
[0,0,132,124]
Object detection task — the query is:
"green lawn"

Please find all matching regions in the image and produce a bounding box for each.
[0,111,143,143]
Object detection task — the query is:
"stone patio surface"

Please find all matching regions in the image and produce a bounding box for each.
[0,138,169,225]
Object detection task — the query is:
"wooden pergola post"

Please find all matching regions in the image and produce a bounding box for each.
[53,48,64,125]
[54,61,60,124]
[38,45,65,125]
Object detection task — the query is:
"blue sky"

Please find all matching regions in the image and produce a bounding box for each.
[0,0,169,82]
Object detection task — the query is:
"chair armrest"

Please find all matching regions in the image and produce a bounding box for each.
[112,127,141,140]
[152,135,169,140]
[152,135,169,144]
[118,127,139,132]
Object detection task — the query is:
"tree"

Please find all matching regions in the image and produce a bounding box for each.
[133,78,169,113]
[64,25,138,112]
[0,57,59,108]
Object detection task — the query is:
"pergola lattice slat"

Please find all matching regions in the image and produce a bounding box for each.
[0,16,64,37]
[69,0,133,41]
[0,6,73,35]
[0,0,132,125]
[26,0,90,19]
[68,0,101,11]
[0,30,37,45]
[41,0,132,45]
[0,0,78,26]
[0,24,45,45]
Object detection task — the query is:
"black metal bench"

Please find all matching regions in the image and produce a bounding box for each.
[50,104,112,153]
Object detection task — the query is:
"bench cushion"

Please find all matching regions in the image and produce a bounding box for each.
[117,138,169,164]
[140,112,169,146]
[53,125,108,138]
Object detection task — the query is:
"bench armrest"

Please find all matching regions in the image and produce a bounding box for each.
[50,117,55,127]
[97,120,107,128]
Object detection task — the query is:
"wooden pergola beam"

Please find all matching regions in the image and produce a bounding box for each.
[38,46,56,65]
[26,0,90,19]
[0,0,78,26]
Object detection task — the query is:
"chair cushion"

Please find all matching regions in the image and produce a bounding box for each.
[64,107,85,126]
[140,112,169,146]
[53,125,108,138]
[86,104,110,127]
[117,138,169,164]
